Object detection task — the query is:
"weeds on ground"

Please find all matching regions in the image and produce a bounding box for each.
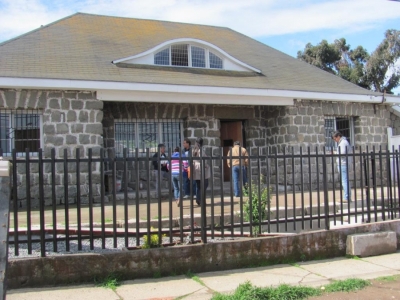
[345,254,361,260]
[376,275,400,282]
[95,274,121,291]
[323,278,370,292]
[186,270,206,286]
[212,281,319,300]
[211,278,370,300]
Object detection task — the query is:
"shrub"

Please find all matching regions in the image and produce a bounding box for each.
[142,227,165,249]
[243,176,270,235]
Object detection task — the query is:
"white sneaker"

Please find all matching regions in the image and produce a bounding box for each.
[183,195,189,199]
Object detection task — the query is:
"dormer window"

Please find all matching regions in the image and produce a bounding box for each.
[113,38,261,73]
[153,44,223,69]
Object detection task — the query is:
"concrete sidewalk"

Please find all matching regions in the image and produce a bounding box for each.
[6,251,400,300]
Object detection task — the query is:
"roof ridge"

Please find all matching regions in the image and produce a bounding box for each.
[0,13,80,47]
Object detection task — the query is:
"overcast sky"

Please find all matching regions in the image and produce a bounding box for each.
[1,0,399,92]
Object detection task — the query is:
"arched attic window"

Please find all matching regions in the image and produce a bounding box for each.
[153,44,223,69]
[112,38,261,73]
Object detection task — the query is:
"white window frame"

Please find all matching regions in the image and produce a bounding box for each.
[114,119,184,156]
[0,110,43,157]
[325,116,354,151]
[154,44,223,69]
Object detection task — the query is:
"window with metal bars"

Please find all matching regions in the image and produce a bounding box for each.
[114,119,183,156]
[153,44,223,69]
[325,116,354,150]
[0,109,41,156]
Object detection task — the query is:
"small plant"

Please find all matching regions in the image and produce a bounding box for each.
[243,176,270,235]
[142,227,165,249]
[95,274,120,291]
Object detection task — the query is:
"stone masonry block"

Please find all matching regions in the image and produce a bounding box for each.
[71,124,84,133]
[5,90,16,108]
[56,123,69,134]
[49,99,60,109]
[43,124,56,135]
[346,231,397,257]
[85,100,103,110]
[61,98,70,110]
[67,111,77,122]
[79,111,89,122]
[85,123,103,135]
[78,92,94,100]
[71,100,84,110]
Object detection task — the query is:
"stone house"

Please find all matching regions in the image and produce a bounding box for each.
[0,13,400,203]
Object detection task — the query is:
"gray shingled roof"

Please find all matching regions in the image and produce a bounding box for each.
[0,13,379,96]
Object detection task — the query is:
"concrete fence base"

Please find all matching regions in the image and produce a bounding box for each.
[7,220,400,289]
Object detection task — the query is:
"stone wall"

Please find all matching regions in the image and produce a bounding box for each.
[0,89,104,207]
[103,100,400,193]
[7,219,400,289]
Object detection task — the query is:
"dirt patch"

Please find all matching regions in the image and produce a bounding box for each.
[310,277,400,300]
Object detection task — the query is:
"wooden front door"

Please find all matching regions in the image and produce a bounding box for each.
[220,121,243,182]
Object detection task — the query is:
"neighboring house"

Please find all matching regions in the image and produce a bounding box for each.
[1,13,400,204]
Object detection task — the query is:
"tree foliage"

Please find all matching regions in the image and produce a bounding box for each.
[297,30,400,94]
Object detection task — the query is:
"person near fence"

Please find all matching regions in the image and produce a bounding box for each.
[182,138,192,198]
[227,141,249,197]
[332,130,352,202]
[168,146,187,207]
[192,137,210,206]
[152,143,169,198]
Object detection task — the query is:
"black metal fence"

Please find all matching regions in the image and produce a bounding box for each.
[7,146,400,257]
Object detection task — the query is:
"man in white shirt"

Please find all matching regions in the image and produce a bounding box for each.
[332,131,352,202]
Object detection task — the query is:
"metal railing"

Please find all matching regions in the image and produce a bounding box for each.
[6,146,400,257]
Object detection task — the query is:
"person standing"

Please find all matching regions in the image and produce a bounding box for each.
[227,141,249,197]
[152,143,168,198]
[168,147,186,207]
[192,137,210,206]
[332,131,352,202]
[182,138,192,198]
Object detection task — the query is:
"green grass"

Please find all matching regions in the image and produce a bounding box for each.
[345,254,361,260]
[95,274,120,291]
[212,281,320,300]
[323,278,370,292]
[375,275,400,282]
[186,270,206,286]
[211,278,370,300]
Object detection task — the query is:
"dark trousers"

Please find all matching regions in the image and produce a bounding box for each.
[195,179,209,205]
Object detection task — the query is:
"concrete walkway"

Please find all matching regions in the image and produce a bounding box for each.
[6,251,400,300]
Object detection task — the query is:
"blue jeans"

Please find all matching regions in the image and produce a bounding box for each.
[338,165,350,201]
[232,166,247,197]
[183,172,190,196]
[195,179,208,205]
[172,175,180,199]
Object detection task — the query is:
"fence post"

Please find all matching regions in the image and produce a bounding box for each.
[0,159,11,300]
[322,150,330,230]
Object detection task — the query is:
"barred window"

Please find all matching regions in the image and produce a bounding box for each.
[0,109,41,156]
[114,119,183,156]
[154,44,223,69]
[325,116,354,150]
